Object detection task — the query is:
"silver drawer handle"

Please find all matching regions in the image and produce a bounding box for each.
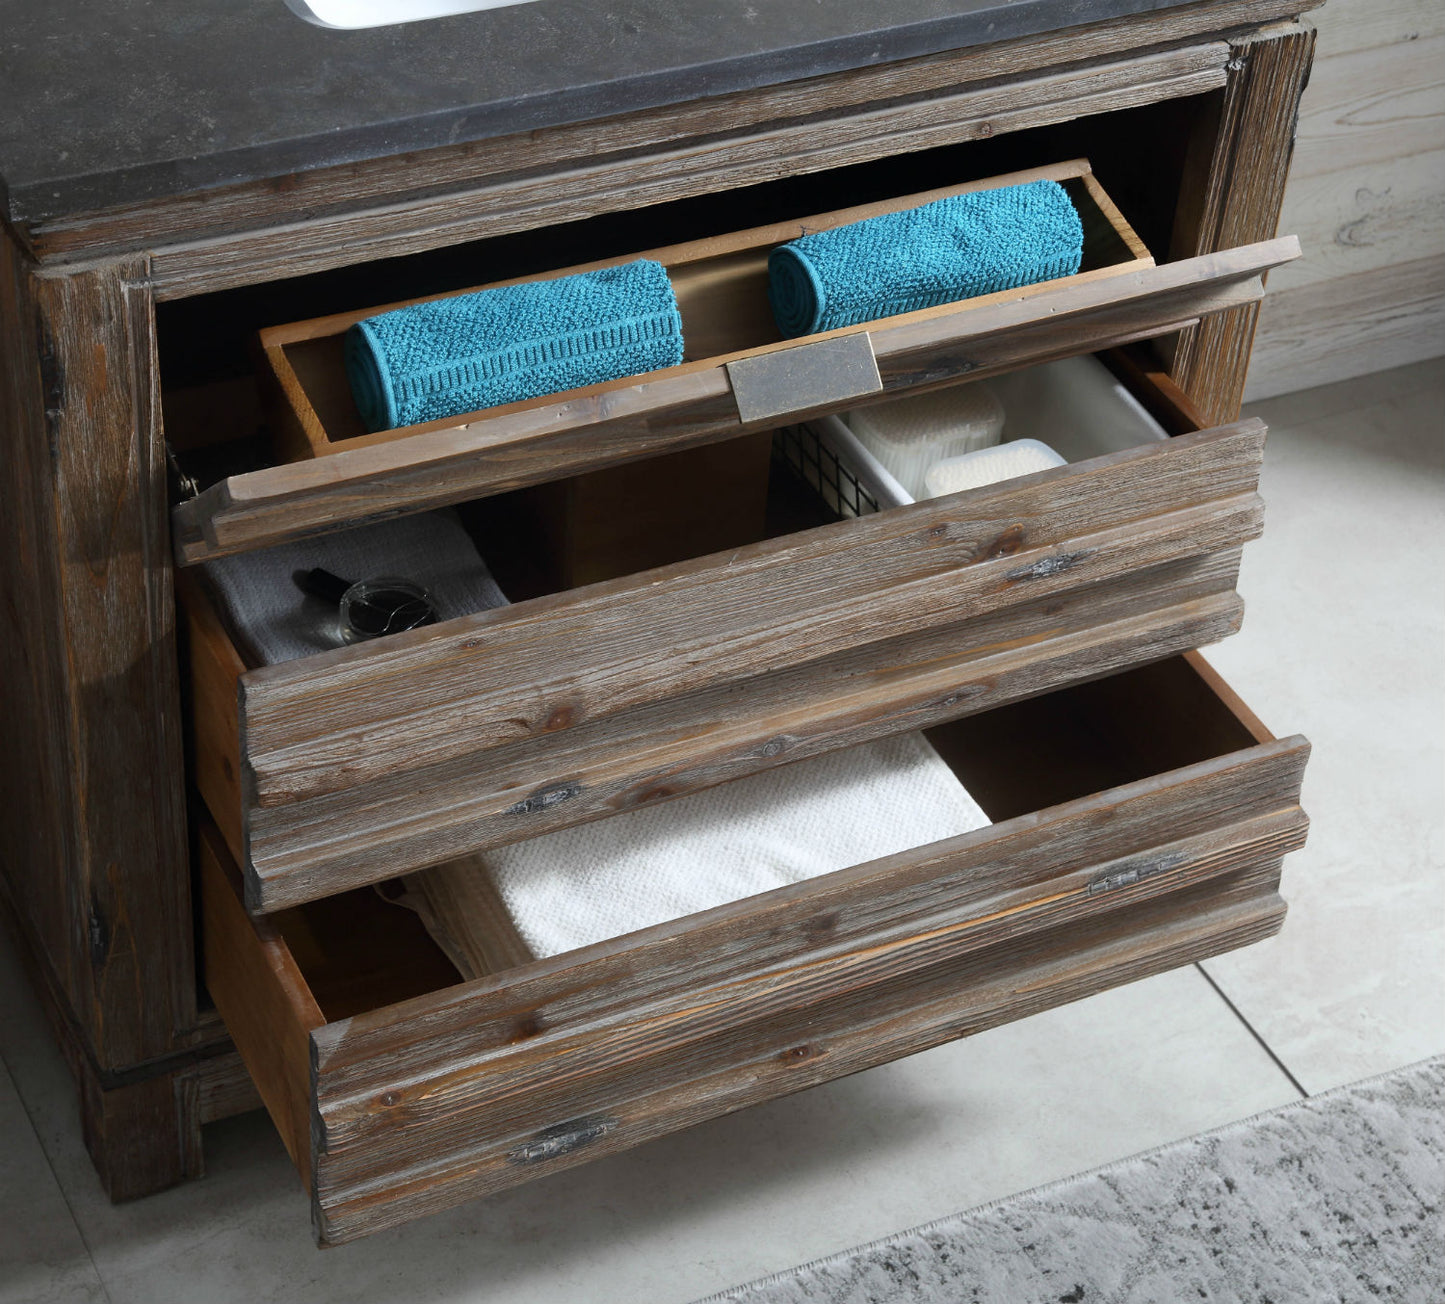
[727,331,883,425]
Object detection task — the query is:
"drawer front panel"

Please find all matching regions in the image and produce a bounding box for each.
[201,725,1309,1244]
[172,236,1296,565]
[207,420,1268,910]
[245,554,1248,905]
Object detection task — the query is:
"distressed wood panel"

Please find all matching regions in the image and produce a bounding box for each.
[0,197,84,1043]
[184,422,1270,909]
[1167,24,1317,424]
[240,564,1249,908]
[0,229,194,1078]
[174,236,1296,564]
[295,731,1306,1241]
[1268,148,1445,293]
[239,423,1265,796]
[1289,32,1445,181]
[1246,253,1445,399]
[316,887,1288,1243]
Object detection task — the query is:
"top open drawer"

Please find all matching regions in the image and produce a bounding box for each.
[171,159,1299,566]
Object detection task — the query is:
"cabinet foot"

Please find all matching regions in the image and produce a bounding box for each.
[78,1065,204,1203]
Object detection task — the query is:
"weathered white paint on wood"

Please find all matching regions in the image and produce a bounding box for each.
[1268,148,1445,293]
[1248,254,1445,399]
[1250,4,1445,396]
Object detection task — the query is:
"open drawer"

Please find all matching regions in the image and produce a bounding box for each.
[181,351,1271,913]
[200,653,1310,1245]
[170,158,1299,565]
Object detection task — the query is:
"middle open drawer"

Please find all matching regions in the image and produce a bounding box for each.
[181,352,1268,913]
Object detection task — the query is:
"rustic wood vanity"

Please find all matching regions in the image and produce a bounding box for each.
[0,0,1319,1244]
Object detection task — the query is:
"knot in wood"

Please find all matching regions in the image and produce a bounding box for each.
[544,704,578,731]
[777,1045,817,1065]
[984,523,1026,559]
[801,911,839,941]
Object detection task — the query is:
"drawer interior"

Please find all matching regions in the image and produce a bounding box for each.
[161,93,1298,565]
[200,648,1308,1244]
[266,161,1148,454]
[188,345,1196,657]
[253,653,1269,1023]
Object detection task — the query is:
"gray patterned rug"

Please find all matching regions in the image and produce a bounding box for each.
[695,1057,1444,1304]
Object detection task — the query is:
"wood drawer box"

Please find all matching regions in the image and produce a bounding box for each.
[181,353,1271,914]
[169,159,1299,566]
[200,652,1309,1245]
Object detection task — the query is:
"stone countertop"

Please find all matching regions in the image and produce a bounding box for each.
[0,0,1200,224]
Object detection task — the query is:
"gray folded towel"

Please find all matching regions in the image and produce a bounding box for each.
[201,508,507,665]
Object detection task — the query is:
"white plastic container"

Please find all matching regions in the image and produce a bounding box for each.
[805,354,1169,509]
[924,439,1067,498]
[985,353,1167,461]
[844,382,1004,499]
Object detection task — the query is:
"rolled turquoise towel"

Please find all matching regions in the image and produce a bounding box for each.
[768,179,1084,338]
[345,258,685,432]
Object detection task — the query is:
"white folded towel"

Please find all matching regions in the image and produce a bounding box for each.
[476,731,990,959]
[201,508,507,665]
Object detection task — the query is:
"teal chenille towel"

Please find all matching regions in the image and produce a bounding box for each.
[768,179,1084,338]
[345,258,685,432]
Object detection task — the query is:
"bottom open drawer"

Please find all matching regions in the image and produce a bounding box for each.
[201,653,1309,1245]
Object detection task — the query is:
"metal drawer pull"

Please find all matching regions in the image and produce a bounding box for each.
[727,331,883,425]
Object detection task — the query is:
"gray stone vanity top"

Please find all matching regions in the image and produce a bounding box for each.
[0,0,1203,224]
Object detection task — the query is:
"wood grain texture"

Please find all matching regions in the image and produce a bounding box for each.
[156,49,1231,300]
[20,0,1325,279]
[1246,252,1445,400]
[1288,31,1445,181]
[237,564,1251,907]
[173,238,1296,564]
[181,570,248,860]
[184,421,1271,909]
[297,733,1306,1241]
[240,423,1265,798]
[312,885,1290,1242]
[1266,148,1445,295]
[0,228,196,1087]
[1167,23,1318,424]
[1311,0,1445,60]
[199,825,322,1186]
[1248,4,1445,394]
[187,1051,265,1126]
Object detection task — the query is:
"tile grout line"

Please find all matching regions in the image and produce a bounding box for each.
[0,1049,118,1304]
[1193,962,1309,1099]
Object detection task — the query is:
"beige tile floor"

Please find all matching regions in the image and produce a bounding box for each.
[1,359,1441,1304]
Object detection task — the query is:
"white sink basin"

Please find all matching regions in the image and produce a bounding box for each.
[287,0,541,29]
